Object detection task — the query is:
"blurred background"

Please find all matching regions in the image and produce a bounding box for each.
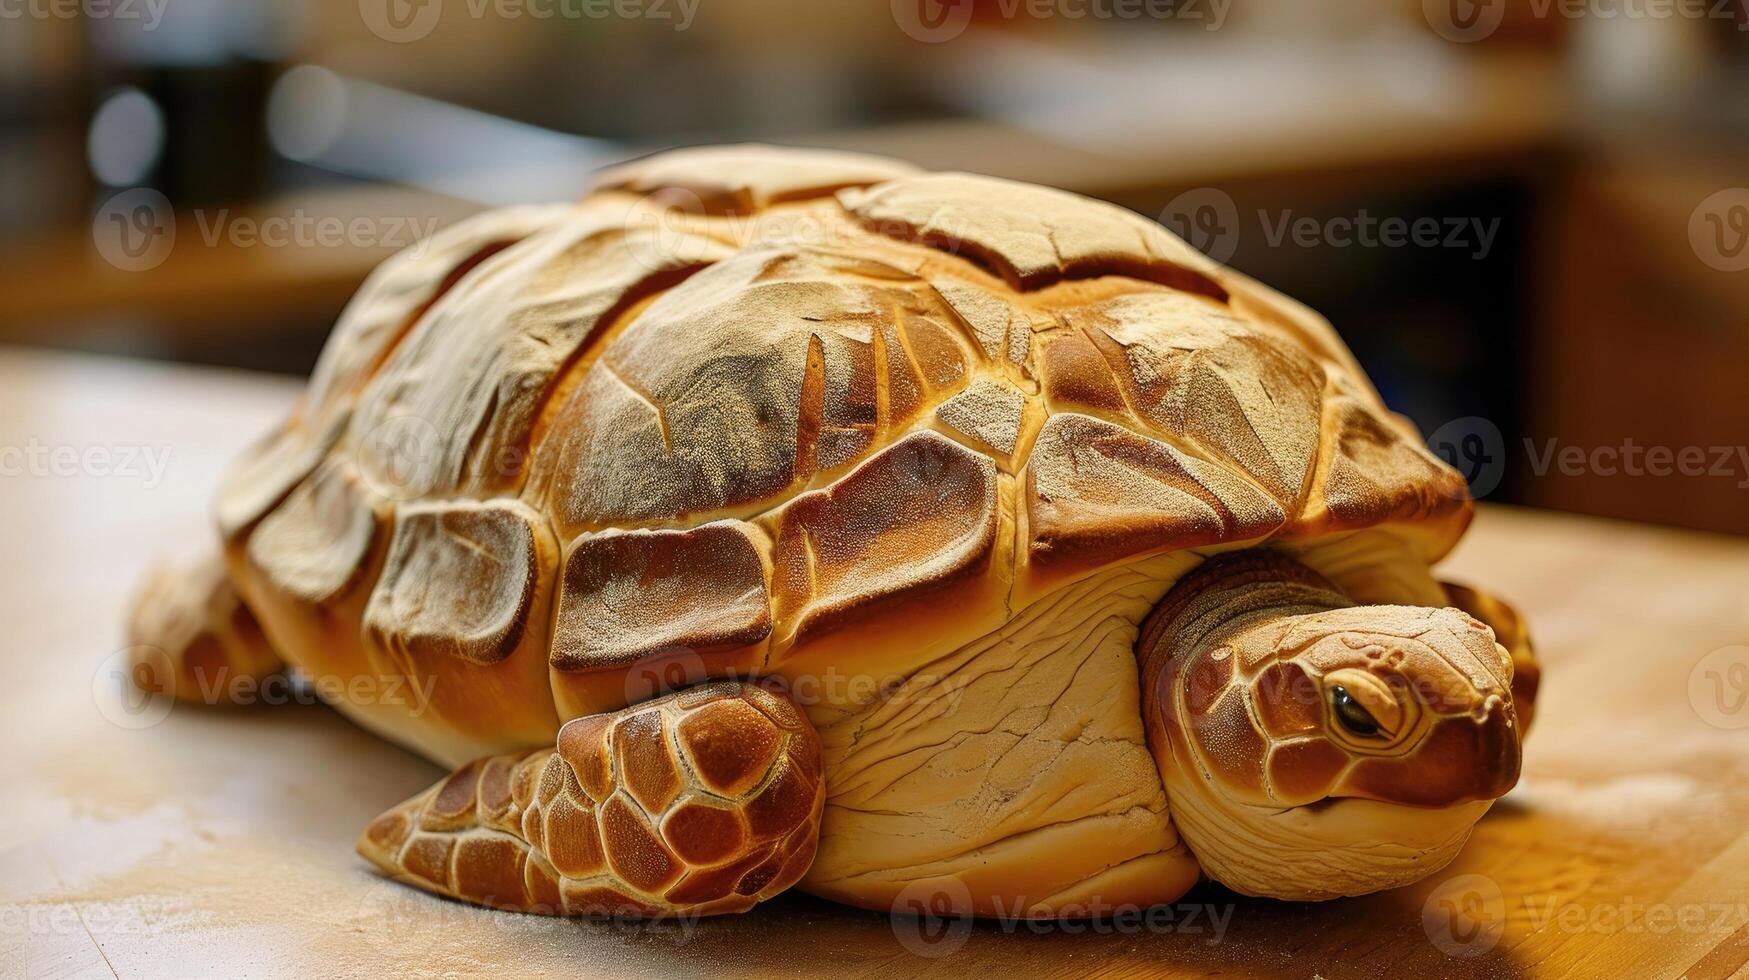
[0,0,1745,532]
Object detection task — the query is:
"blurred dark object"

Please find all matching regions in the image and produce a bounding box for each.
[118,61,273,207]
[0,13,87,234]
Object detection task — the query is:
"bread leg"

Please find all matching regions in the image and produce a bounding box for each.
[357,679,823,917]
[1442,581,1540,733]
[126,551,282,703]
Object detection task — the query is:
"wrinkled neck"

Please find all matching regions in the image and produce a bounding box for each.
[1137,552,1350,683]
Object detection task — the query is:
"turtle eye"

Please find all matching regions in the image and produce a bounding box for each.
[1330,686,1381,738]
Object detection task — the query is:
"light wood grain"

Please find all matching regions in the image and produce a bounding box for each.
[2,348,1745,979]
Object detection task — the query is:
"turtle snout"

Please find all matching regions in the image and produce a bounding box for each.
[1339,696,1522,807]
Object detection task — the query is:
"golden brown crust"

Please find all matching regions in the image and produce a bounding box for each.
[591,143,919,215]
[1138,552,1521,808]
[357,681,822,917]
[932,376,1029,462]
[1294,384,1471,554]
[765,430,999,647]
[348,206,732,500]
[213,422,332,545]
[1069,292,1325,507]
[535,245,973,535]
[202,144,1476,776]
[550,521,772,673]
[246,461,380,606]
[360,498,562,757]
[930,277,1035,372]
[363,500,546,668]
[214,205,567,541]
[840,172,1228,299]
[1025,413,1285,573]
[151,146,1524,916]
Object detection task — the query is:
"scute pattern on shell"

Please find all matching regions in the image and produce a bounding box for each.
[356,681,823,916]
[218,144,1471,758]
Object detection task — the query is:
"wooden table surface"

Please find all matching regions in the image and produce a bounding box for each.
[3,348,1746,980]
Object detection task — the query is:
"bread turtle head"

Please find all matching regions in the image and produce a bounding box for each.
[1136,551,1521,899]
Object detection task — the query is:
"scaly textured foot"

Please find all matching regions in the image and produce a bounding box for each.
[357,680,823,917]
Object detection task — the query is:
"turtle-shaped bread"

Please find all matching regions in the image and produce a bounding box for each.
[128,145,1538,918]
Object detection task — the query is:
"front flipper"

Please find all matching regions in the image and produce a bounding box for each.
[127,551,282,703]
[1442,581,1540,732]
[357,680,823,917]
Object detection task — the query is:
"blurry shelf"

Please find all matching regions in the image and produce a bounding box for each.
[800,48,1568,201]
[0,184,480,342]
[0,49,1565,352]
